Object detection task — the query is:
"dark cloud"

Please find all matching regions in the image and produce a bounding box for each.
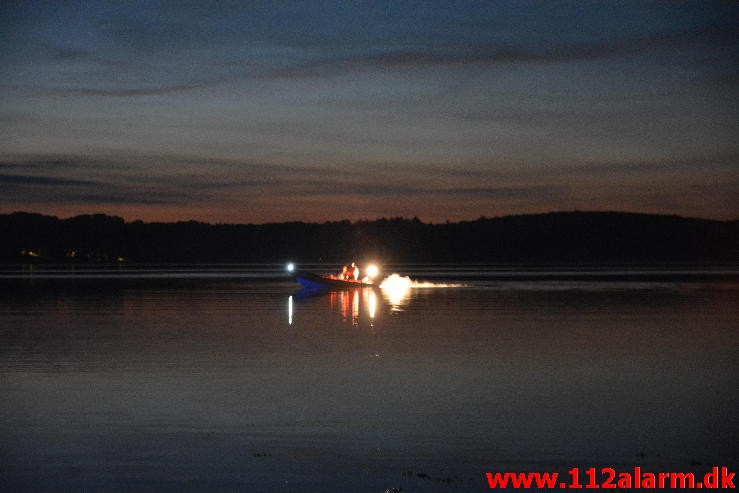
[62,191,192,206]
[1,176,194,208]
[63,83,217,97]
[268,24,739,79]
[1,159,90,170]
[548,154,739,176]
[0,174,97,187]
[432,185,564,200]
[0,159,199,207]
[0,158,143,173]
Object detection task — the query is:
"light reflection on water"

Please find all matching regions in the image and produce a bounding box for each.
[0,267,737,492]
[290,288,379,327]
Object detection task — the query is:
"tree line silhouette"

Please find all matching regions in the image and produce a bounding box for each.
[1,211,736,264]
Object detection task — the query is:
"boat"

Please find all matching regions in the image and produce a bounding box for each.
[292,270,378,291]
[286,263,380,291]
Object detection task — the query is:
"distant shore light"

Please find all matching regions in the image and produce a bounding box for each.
[286,262,295,272]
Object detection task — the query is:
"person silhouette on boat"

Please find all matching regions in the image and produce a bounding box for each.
[337,262,360,281]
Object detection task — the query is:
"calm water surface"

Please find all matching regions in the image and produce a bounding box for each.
[1,265,737,492]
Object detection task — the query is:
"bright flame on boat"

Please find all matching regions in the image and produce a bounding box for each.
[379,274,411,310]
[378,274,463,311]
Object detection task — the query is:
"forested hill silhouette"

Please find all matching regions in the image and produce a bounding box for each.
[1,211,737,264]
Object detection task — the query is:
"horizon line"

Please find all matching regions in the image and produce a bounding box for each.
[3,209,737,226]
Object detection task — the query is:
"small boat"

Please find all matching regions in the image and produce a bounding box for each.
[292,270,378,291]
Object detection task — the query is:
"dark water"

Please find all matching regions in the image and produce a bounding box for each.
[1,265,737,492]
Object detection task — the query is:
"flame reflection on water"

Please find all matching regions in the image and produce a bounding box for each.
[327,289,374,326]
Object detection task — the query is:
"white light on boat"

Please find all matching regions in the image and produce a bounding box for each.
[366,264,379,278]
[286,262,295,272]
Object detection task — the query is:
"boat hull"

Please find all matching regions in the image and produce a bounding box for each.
[293,271,377,290]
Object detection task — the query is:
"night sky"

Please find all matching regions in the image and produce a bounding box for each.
[1,1,737,223]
